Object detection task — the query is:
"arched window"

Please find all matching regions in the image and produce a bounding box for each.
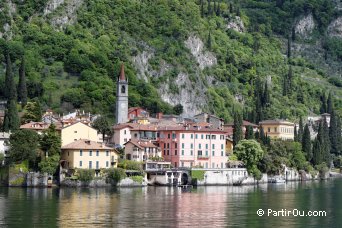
[121,85,126,94]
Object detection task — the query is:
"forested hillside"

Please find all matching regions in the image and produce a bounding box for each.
[0,0,341,122]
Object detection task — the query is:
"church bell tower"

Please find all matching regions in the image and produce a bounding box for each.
[115,64,128,124]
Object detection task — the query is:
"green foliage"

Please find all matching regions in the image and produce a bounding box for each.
[40,124,61,157]
[18,56,28,106]
[92,116,112,141]
[3,100,20,132]
[21,100,42,123]
[233,111,243,147]
[9,176,25,186]
[106,168,127,183]
[38,154,60,175]
[129,175,144,184]
[234,140,264,179]
[77,169,95,182]
[302,124,312,161]
[118,160,143,173]
[191,170,205,181]
[315,162,329,178]
[8,130,40,165]
[0,154,4,166]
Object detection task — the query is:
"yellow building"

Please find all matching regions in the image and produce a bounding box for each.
[61,139,119,169]
[61,122,100,146]
[259,120,295,140]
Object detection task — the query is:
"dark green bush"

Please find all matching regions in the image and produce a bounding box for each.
[77,169,95,182]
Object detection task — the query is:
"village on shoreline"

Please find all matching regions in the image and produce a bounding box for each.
[0,65,341,188]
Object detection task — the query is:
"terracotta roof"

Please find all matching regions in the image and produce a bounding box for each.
[124,140,157,149]
[62,121,96,131]
[119,64,125,81]
[20,122,50,130]
[62,139,114,150]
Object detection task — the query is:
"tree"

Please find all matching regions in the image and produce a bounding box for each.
[233,111,243,147]
[207,0,211,15]
[245,125,254,139]
[302,124,312,161]
[92,116,112,141]
[316,119,331,166]
[18,56,28,106]
[312,139,323,166]
[287,34,291,59]
[8,129,40,165]
[21,100,43,123]
[173,104,183,115]
[327,91,333,114]
[40,124,61,157]
[329,110,339,155]
[298,116,304,142]
[234,140,264,179]
[4,52,16,100]
[320,93,327,114]
[0,153,4,166]
[294,124,298,142]
[207,30,212,49]
[3,100,20,132]
[38,154,60,175]
[200,0,204,17]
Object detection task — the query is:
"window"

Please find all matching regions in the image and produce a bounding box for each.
[96,150,99,156]
[212,162,215,168]
[198,150,202,156]
[89,161,92,169]
[96,161,99,169]
[89,150,92,156]
[212,144,215,149]
[182,143,185,149]
[201,134,204,139]
[199,143,201,149]
[205,151,208,156]
[168,134,170,139]
[163,150,166,156]
[106,151,109,156]
[80,150,83,156]
[174,162,177,168]
[175,143,177,148]
[182,134,185,139]
[221,144,224,150]
[190,150,193,156]
[195,134,198,139]
[175,150,177,156]
[191,134,193,139]
[220,135,225,140]
[182,150,184,156]
[205,163,208,168]
[167,150,169,155]
[172,133,176,139]
[74,131,77,133]
[268,127,270,132]
[191,143,193,149]
[274,127,277,132]
[124,130,127,134]
[206,135,210,139]
[221,163,223,168]
[206,144,208,149]
[79,161,82,167]
[124,138,127,142]
[212,151,215,156]
[121,85,126,93]
[181,162,184,167]
[167,143,170,148]
[221,151,224,156]
[106,161,109,168]
[212,135,216,140]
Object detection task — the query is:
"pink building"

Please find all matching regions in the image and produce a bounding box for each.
[158,125,228,169]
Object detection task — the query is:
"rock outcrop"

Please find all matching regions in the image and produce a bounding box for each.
[328,17,342,38]
[295,13,315,39]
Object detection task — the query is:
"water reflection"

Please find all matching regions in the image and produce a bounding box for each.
[0,179,341,227]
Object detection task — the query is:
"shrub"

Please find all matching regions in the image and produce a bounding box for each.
[106,168,127,183]
[77,169,95,182]
[129,175,144,184]
[191,170,205,181]
[118,160,143,173]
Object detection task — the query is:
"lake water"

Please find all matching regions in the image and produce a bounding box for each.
[0,179,342,227]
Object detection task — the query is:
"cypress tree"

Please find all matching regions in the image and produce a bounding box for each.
[245,125,254,140]
[3,99,20,132]
[200,0,204,18]
[207,0,211,15]
[229,3,233,14]
[297,85,304,103]
[207,30,212,49]
[4,52,16,100]
[216,0,221,16]
[312,139,322,166]
[262,81,270,108]
[317,119,331,165]
[233,111,243,147]
[336,116,342,155]
[259,127,265,144]
[327,91,333,114]
[18,56,28,106]
[294,124,298,142]
[213,0,216,14]
[287,34,291,59]
[298,116,304,142]
[288,65,293,92]
[302,124,312,161]
[330,110,339,155]
[320,93,327,114]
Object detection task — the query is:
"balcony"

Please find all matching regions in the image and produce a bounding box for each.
[197,155,209,160]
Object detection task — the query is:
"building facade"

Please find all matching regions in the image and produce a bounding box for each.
[61,139,119,169]
[194,113,224,130]
[159,126,228,168]
[116,64,128,124]
[124,140,161,162]
[61,122,99,147]
[259,120,295,140]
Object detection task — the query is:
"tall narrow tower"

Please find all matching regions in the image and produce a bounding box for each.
[115,64,128,124]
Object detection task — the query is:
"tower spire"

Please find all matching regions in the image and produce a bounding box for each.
[119,64,125,81]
